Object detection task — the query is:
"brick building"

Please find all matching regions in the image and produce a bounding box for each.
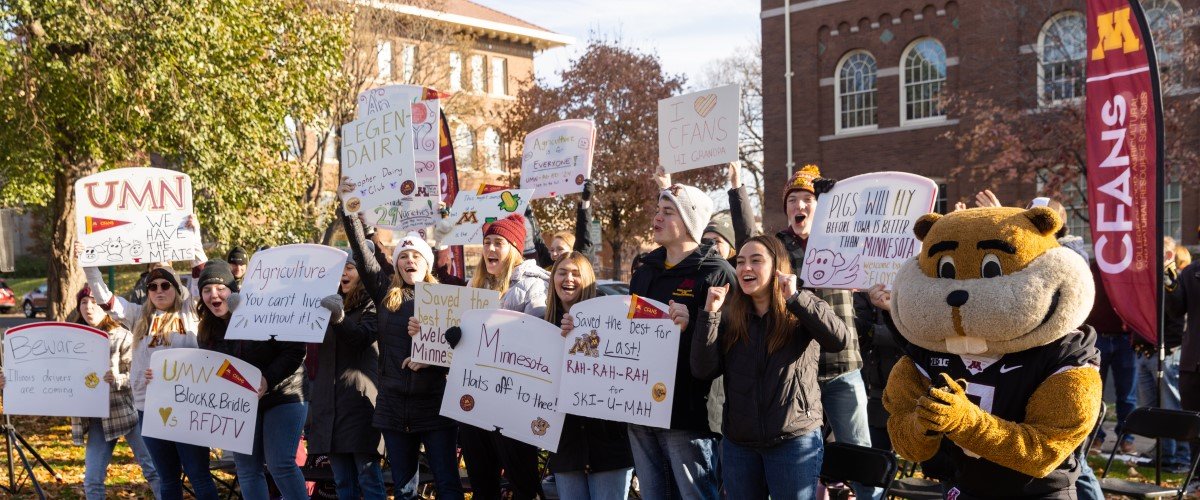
[760,0,1200,245]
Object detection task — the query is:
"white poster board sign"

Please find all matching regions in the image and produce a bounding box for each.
[802,172,938,290]
[520,120,595,199]
[225,244,344,342]
[74,168,202,266]
[340,107,416,227]
[355,85,441,232]
[2,322,111,418]
[557,295,678,428]
[658,85,740,173]
[413,283,501,367]
[141,348,261,454]
[441,188,534,246]
[440,309,565,450]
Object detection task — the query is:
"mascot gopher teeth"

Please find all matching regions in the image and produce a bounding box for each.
[884,207,1103,499]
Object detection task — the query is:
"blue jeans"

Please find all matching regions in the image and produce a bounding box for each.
[819,370,881,500]
[554,468,633,499]
[1136,350,1191,465]
[627,425,720,500]
[382,427,463,500]
[328,453,385,500]
[1096,335,1137,445]
[721,430,823,500]
[232,402,309,500]
[84,417,162,500]
[140,412,219,500]
[1076,454,1104,500]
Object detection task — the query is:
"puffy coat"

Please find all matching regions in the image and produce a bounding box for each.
[501,259,549,317]
[307,296,384,456]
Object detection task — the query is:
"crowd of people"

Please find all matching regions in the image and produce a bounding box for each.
[4,162,1198,500]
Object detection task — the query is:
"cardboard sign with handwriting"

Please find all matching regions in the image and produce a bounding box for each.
[413,283,501,367]
[2,322,111,418]
[75,168,202,266]
[658,85,739,173]
[225,244,344,342]
[142,348,261,454]
[520,120,595,199]
[440,189,534,246]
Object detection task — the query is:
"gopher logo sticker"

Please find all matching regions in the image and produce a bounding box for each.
[401,180,415,196]
[459,394,475,412]
[530,417,550,436]
[652,382,668,402]
[575,174,585,185]
[84,372,101,389]
[568,330,601,358]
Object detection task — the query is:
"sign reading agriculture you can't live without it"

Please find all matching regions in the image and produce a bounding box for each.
[225,244,345,342]
[75,168,202,266]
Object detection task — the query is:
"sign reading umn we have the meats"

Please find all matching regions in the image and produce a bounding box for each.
[75,168,202,267]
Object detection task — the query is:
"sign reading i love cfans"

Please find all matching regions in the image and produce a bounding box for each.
[658,85,740,173]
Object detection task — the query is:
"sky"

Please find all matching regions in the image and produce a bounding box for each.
[474,0,762,90]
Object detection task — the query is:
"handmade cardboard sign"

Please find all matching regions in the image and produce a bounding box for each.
[2,322,111,418]
[340,105,416,226]
[801,172,938,290]
[74,168,202,267]
[440,309,565,450]
[355,85,441,232]
[557,295,678,428]
[225,244,344,342]
[141,348,260,454]
[413,283,501,368]
[658,85,739,173]
[520,120,595,199]
[440,188,534,246]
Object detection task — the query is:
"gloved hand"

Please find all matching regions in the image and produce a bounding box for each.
[320,295,345,324]
[445,326,463,348]
[813,178,838,198]
[582,179,594,201]
[227,293,242,313]
[432,218,454,250]
[917,373,981,434]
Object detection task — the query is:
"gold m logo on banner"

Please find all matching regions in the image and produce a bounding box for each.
[1092,7,1142,61]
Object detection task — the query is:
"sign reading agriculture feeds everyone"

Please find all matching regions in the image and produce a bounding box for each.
[75,168,202,266]
[440,188,534,246]
[520,120,595,199]
[557,295,678,428]
[413,284,501,368]
[2,322,110,418]
[801,172,938,290]
[440,309,565,450]
[141,348,261,454]
[658,85,739,173]
[225,244,344,342]
[356,85,442,232]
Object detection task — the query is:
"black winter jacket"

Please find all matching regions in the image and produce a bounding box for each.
[629,243,735,432]
[307,296,384,456]
[1169,261,1200,373]
[202,325,307,412]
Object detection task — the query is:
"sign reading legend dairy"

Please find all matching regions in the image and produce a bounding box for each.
[356,85,442,232]
[658,85,739,173]
[413,283,501,367]
[557,295,678,428]
[340,105,416,226]
[142,349,260,454]
[440,309,565,450]
[2,322,111,418]
[225,244,344,342]
[440,188,534,246]
[520,120,595,199]
[75,168,202,267]
[801,172,938,290]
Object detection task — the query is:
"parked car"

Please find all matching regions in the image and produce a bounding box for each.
[22,283,48,318]
[0,279,15,313]
[596,280,630,297]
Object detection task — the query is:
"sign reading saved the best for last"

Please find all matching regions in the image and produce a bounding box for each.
[658,85,739,173]
[74,167,202,267]
[142,348,261,454]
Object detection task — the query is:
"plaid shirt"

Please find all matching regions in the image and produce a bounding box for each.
[70,327,138,445]
[776,229,863,381]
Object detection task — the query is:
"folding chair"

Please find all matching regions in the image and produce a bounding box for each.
[819,442,897,498]
[1099,407,1200,499]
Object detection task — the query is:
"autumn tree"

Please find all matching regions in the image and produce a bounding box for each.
[502,38,724,278]
[0,0,347,319]
[702,41,765,212]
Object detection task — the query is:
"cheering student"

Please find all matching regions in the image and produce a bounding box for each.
[444,213,549,500]
[189,260,310,500]
[81,218,219,500]
[226,247,248,289]
[693,235,848,498]
[625,181,735,499]
[340,205,464,500]
[531,180,597,268]
[307,244,385,499]
[551,251,636,498]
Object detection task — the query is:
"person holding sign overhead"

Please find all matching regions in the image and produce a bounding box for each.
[692,235,849,498]
[193,260,311,500]
[340,207,464,500]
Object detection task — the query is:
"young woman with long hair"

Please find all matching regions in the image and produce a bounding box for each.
[691,235,849,499]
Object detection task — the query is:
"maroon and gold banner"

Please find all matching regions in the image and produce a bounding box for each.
[627,294,669,320]
[1085,0,1164,344]
[437,109,465,283]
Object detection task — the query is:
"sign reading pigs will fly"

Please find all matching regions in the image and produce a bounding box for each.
[75,168,202,267]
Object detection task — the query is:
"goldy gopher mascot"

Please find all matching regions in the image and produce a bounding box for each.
[883,207,1102,499]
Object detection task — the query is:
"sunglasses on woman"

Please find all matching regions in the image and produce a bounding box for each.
[147,281,174,292]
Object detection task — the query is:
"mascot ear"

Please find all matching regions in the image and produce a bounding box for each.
[1023,206,1062,236]
[913,213,943,242]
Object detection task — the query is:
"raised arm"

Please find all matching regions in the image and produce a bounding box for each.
[83,266,138,327]
[690,310,724,381]
[573,180,595,256]
[786,289,848,352]
[334,302,379,351]
[340,207,389,305]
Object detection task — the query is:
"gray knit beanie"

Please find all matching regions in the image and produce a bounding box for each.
[659,184,714,245]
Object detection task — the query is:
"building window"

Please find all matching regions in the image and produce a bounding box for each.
[492,57,508,96]
[470,54,486,92]
[402,45,417,83]
[449,52,462,91]
[1145,0,1183,66]
[482,127,501,171]
[835,51,877,132]
[1036,168,1091,244]
[453,123,474,169]
[1166,181,1183,240]
[376,40,393,80]
[935,183,948,214]
[1038,12,1086,105]
[901,38,947,124]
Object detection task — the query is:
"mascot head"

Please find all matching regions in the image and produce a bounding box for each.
[891,207,1095,357]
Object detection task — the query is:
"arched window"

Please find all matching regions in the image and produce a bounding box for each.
[836,51,877,132]
[1038,12,1086,104]
[1144,0,1183,65]
[901,38,947,124]
[453,123,474,170]
[482,127,501,171]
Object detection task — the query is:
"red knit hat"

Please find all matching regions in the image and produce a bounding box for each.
[483,213,527,254]
[77,284,111,312]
